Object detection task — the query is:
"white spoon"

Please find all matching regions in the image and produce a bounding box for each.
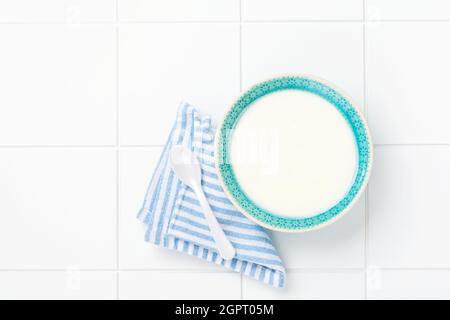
[169,145,236,260]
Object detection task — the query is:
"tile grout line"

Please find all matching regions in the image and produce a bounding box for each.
[2,143,450,149]
[373,143,450,147]
[363,0,369,300]
[2,267,450,272]
[115,0,120,301]
[239,0,243,301]
[3,19,450,25]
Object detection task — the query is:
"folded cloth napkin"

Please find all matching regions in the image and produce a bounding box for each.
[138,102,286,288]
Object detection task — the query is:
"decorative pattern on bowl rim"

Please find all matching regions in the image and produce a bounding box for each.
[215,75,373,232]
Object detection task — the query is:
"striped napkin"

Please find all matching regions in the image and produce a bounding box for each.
[138,102,286,288]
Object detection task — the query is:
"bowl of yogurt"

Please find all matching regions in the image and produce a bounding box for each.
[215,75,373,232]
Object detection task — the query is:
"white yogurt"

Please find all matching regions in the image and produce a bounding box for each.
[230,89,358,218]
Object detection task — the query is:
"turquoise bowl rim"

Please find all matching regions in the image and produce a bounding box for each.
[215,75,373,232]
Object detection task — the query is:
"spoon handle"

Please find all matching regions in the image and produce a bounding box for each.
[192,183,236,260]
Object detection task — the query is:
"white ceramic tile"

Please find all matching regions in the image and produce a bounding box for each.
[0,271,116,300]
[242,23,364,108]
[119,147,223,270]
[369,146,450,268]
[119,23,239,145]
[0,0,116,22]
[271,199,365,269]
[243,271,365,300]
[0,149,116,269]
[367,0,450,20]
[118,0,239,21]
[0,25,116,146]
[239,22,365,269]
[367,270,450,300]
[242,0,363,21]
[367,22,450,144]
[119,271,240,300]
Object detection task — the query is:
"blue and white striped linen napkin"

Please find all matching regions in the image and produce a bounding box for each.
[138,102,286,288]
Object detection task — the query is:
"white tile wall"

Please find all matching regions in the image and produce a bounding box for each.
[1,0,450,300]
[366,0,450,20]
[118,23,240,145]
[243,270,365,300]
[367,269,450,300]
[0,25,116,146]
[368,146,450,268]
[367,22,450,144]
[242,0,363,21]
[118,0,240,22]
[0,271,117,300]
[0,0,116,22]
[0,149,116,269]
[119,271,240,300]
